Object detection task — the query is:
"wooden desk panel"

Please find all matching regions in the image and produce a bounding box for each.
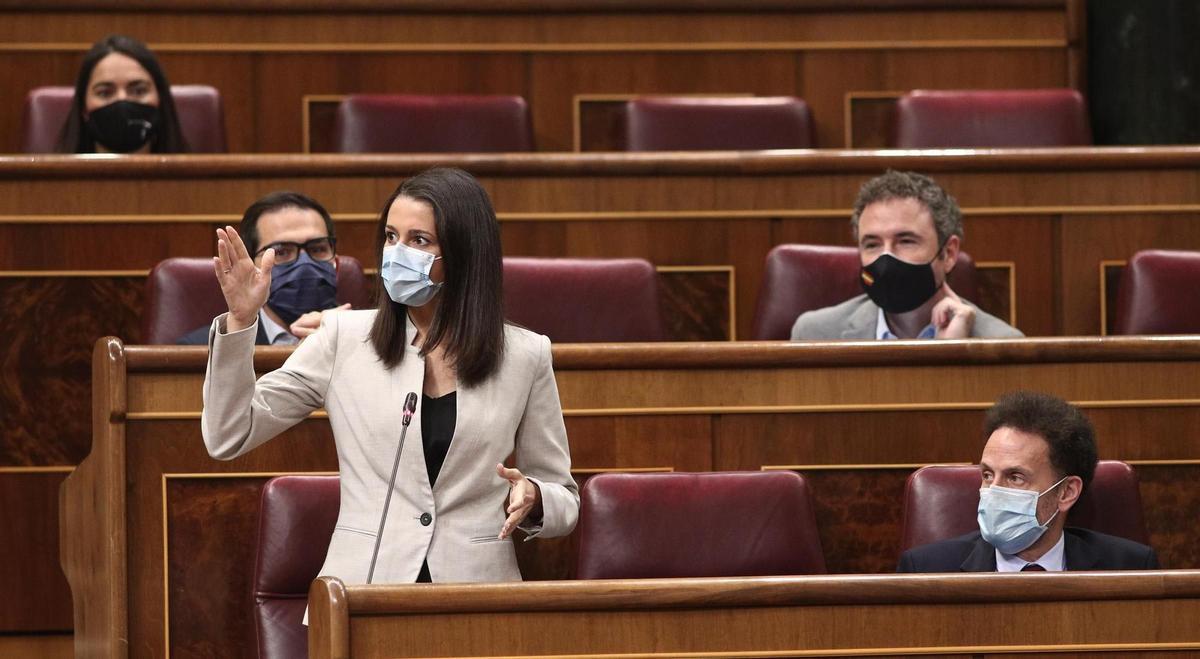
[308,573,1200,658]
[57,338,1200,658]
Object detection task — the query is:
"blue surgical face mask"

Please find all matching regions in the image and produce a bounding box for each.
[268,251,338,325]
[977,476,1068,555]
[381,243,442,307]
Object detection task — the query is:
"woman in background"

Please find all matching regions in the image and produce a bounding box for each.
[56,34,188,154]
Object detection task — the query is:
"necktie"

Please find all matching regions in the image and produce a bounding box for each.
[1021,563,1046,571]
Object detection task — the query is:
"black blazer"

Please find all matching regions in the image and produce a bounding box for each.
[897,528,1159,573]
[177,322,269,346]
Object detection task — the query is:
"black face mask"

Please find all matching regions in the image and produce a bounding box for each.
[85,100,160,153]
[860,252,941,314]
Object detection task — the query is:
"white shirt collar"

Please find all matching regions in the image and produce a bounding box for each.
[875,307,936,340]
[259,309,299,346]
[995,531,1066,572]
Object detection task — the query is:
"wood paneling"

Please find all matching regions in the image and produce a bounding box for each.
[307,571,1200,658]
[0,2,1074,153]
[0,470,73,632]
[57,338,1200,657]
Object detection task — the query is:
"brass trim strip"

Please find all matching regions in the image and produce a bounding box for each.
[163,471,339,479]
[1099,259,1128,336]
[392,641,1200,658]
[0,269,148,277]
[129,399,1200,420]
[161,474,170,657]
[571,467,674,475]
[0,39,1068,55]
[976,260,1017,327]
[1124,459,1200,467]
[762,463,972,472]
[5,205,1200,226]
[654,265,733,274]
[0,465,75,474]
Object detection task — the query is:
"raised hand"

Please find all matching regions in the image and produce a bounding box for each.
[932,284,976,339]
[214,225,274,332]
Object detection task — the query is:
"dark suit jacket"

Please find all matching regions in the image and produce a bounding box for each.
[897,528,1159,572]
[177,322,269,346]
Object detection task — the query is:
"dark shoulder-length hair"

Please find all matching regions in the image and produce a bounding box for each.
[368,168,505,386]
[55,34,188,154]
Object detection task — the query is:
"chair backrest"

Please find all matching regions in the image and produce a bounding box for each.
[1113,249,1200,335]
[142,255,370,344]
[575,471,826,579]
[253,475,340,659]
[751,244,979,340]
[624,96,814,151]
[898,461,1149,553]
[332,94,533,153]
[21,84,227,153]
[503,257,665,342]
[893,88,1092,148]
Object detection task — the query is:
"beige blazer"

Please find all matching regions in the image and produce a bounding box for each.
[201,309,579,586]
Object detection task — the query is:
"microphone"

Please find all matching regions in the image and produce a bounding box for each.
[366,391,419,584]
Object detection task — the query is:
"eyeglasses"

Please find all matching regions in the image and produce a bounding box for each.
[255,237,337,264]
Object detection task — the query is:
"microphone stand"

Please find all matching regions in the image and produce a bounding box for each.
[367,391,418,584]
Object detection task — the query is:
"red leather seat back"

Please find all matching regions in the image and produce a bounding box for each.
[332,94,533,153]
[142,255,370,344]
[751,244,979,340]
[899,461,1149,553]
[893,88,1092,148]
[576,471,826,579]
[253,475,340,659]
[21,85,227,153]
[624,96,814,151]
[1113,249,1200,335]
[503,257,665,342]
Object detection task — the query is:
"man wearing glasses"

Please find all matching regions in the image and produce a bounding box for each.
[177,191,348,345]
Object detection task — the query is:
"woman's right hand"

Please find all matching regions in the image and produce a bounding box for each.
[214,225,274,332]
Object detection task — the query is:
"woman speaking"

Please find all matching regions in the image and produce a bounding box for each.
[201,168,578,584]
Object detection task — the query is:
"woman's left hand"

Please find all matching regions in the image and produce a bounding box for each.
[496,463,543,539]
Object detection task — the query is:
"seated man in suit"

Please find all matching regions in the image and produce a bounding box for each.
[791,170,1022,340]
[898,391,1158,572]
[177,191,348,345]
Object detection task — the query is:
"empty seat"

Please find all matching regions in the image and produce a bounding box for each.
[1113,249,1200,335]
[893,89,1092,148]
[331,94,533,153]
[253,475,340,659]
[576,471,826,579]
[21,84,228,153]
[142,255,370,344]
[751,244,979,340]
[898,461,1149,553]
[624,96,814,151]
[503,257,665,342]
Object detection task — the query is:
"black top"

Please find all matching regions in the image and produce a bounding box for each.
[420,392,457,488]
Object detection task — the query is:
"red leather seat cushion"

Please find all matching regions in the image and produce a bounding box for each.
[625,96,814,151]
[253,475,340,659]
[576,471,826,578]
[752,244,979,340]
[894,88,1091,148]
[899,461,1149,553]
[1113,249,1200,334]
[332,94,533,153]
[21,84,227,153]
[503,257,665,343]
[142,255,370,344]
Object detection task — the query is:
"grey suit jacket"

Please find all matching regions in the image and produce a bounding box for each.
[202,309,579,586]
[790,293,1024,340]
